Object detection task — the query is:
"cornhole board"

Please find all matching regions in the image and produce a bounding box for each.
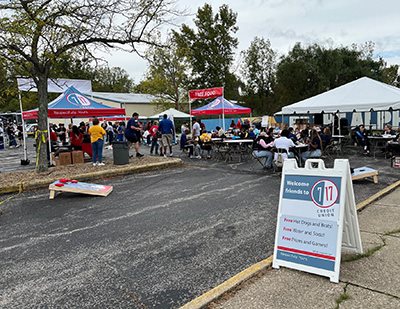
[49,180,113,199]
[351,166,378,184]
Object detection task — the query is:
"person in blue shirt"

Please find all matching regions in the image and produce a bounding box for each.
[158,114,174,157]
[288,127,297,143]
[125,112,143,157]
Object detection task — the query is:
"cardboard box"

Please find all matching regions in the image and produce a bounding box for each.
[59,152,72,165]
[72,150,84,164]
[51,153,59,166]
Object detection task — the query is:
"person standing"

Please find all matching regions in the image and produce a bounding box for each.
[125,112,144,157]
[158,114,174,157]
[116,121,125,141]
[181,122,188,135]
[106,122,114,144]
[149,121,159,155]
[58,123,67,144]
[192,118,201,138]
[70,125,83,150]
[88,118,106,166]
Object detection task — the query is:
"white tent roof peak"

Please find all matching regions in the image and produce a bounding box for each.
[281,77,400,114]
[149,108,192,119]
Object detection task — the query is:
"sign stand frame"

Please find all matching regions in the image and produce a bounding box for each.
[272,159,363,283]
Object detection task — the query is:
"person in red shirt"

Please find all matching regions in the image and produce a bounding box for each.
[149,121,160,155]
[69,125,83,150]
[50,128,58,142]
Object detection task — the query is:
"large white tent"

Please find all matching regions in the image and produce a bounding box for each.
[281,77,400,114]
[148,108,192,119]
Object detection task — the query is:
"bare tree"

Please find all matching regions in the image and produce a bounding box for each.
[0,0,178,171]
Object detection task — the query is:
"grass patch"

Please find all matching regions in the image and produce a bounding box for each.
[342,244,384,262]
[384,228,400,236]
[335,292,350,309]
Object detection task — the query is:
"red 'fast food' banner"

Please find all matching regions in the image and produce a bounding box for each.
[188,87,223,101]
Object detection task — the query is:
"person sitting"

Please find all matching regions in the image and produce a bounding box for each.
[248,128,256,139]
[355,124,370,155]
[217,126,225,138]
[273,129,296,161]
[253,125,260,137]
[298,129,310,144]
[69,125,83,150]
[385,128,400,157]
[199,130,212,159]
[301,129,322,162]
[320,127,332,149]
[180,127,190,150]
[383,124,395,136]
[252,131,274,169]
[188,137,202,159]
[288,127,297,143]
[239,129,248,139]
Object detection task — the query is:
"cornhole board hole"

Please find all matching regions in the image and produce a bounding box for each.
[49,180,113,199]
[351,166,378,184]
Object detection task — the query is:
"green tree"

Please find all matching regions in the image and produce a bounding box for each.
[240,37,276,115]
[92,67,134,93]
[0,0,178,172]
[135,37,188,111]
[274,43,398,112]
[0,58,19,112]
[174,3,240,100]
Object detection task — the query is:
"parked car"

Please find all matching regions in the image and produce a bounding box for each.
[26,124,38,137]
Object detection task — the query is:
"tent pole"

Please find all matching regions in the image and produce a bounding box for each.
[222,89,225,131]
[188,92,192,133]
[18,90,28,162]
[48,119,52,166]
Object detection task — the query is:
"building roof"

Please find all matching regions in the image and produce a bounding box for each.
[89,92,157,104]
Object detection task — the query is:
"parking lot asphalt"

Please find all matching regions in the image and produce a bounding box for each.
[0,143,399,308]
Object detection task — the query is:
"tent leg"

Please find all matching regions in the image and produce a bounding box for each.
[19,91,28,162]
[48,120,52,166]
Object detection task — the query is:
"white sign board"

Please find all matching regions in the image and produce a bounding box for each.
[261,116,269,128]
[273,159,362,283]
[17,78,92,93]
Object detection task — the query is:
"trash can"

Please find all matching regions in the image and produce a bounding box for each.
[112,141,129,165]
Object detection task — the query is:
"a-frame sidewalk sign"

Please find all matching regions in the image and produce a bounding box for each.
[273,159,363,283]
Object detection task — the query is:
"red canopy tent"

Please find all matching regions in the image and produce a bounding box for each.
[22,86,125,164]
[191,96,251,116]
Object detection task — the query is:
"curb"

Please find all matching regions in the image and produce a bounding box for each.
[180,180,400,309]
[0,159,183,195]
[356,180,400,211]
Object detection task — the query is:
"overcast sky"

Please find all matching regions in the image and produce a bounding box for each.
[99,0,400,83]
